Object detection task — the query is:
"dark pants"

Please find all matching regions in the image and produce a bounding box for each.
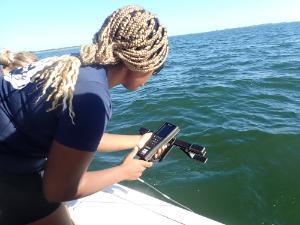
[0,170,60,225]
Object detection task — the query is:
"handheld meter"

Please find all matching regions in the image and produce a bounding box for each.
[137,122,180,161]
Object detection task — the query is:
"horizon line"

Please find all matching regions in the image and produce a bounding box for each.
[26,20,300,53]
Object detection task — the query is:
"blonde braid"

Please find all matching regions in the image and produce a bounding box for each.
[31,55,81,123]
[80,44,98,65]
[93,5,169,72]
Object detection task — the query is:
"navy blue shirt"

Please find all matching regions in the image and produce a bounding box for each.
[0,64,112,174]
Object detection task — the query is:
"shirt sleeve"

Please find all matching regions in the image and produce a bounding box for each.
[54,90,108,152]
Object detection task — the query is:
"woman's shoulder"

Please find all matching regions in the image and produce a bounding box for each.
[74,65,112,117]
[77,66,107,85]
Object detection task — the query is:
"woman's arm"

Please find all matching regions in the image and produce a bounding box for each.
[97,133,142,152]
[98,133,166,159]
[43,140,152,203]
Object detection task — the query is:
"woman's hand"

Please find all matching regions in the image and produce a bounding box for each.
[136,132,153,149]
[120,148,153,180]
[137,132,168,160]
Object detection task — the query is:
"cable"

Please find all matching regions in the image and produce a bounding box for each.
[137,178,194,212]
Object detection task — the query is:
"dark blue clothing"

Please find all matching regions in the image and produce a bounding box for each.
[0,65,112,174]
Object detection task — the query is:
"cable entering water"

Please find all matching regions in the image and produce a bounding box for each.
[137,178,194,212]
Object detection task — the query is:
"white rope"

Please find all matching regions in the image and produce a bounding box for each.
[137,178,194,212]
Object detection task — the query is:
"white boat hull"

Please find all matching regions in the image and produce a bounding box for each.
[66,183,223,225]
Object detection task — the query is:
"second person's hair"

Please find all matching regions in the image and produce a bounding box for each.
[0,49,38,70]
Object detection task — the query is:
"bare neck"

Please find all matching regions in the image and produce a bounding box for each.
[106,64,128,89]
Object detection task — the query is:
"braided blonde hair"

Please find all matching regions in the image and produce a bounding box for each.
[30,5,168,122]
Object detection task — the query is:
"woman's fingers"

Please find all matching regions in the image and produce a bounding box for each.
[154,144,168,159]
[142,160,153,168]
[137,132,153,149]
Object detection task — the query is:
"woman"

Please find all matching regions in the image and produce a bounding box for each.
[0,5,168,225]
[0,49,38,75]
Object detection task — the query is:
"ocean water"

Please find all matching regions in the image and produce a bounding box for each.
[36,22,300,225]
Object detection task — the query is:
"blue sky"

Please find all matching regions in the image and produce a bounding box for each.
[1,0,300,51]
